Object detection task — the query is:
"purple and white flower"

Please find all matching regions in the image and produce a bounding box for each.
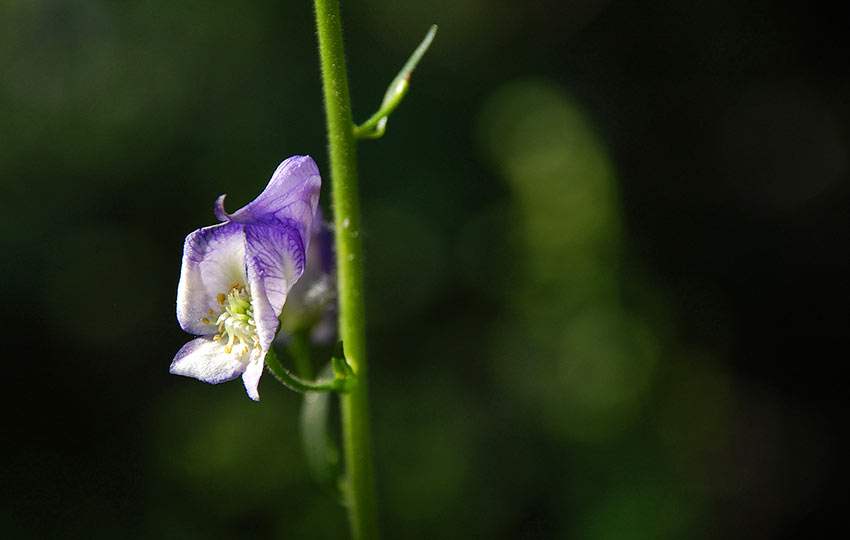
[170,155,321,400]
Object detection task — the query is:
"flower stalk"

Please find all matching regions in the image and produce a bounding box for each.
[354,25,438,139]
[265,347,353,393]
[314,0,379,538]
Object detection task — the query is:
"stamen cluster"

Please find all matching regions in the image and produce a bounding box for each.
[202,281,259,355]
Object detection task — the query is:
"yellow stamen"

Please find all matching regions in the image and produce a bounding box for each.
[205,282,259,357]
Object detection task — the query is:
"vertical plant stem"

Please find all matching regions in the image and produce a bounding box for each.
[313,1,379,539]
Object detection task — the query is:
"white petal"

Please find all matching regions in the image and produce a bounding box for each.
[241,349,266,401]
[177,222,247,335]
[170,337,250,384]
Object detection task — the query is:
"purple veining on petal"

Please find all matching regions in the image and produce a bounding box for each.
[245,223,306,353]
[177,221,246,335]
[214,156,321,248]
[170,337,247,384]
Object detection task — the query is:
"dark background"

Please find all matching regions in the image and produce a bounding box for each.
[2,1,847,538]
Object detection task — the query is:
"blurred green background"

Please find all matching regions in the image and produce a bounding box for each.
[2,1,847,538]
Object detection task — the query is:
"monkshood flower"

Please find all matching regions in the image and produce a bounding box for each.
[170,156,321,400]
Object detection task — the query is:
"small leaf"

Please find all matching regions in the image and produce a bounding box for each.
[331,341,356,385]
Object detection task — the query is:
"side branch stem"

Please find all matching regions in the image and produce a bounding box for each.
[265,348,345,393]
[313,1,379,539]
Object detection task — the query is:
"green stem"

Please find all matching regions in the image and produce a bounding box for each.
[265,348,345,393]
[313,1,379,539]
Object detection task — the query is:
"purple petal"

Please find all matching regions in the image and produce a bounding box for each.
[244,224,306,352]
[241,351,265,401]
[177,222,247,335]
[170,337,248,384]
[213,194,230,222]
[215,155,321,248]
